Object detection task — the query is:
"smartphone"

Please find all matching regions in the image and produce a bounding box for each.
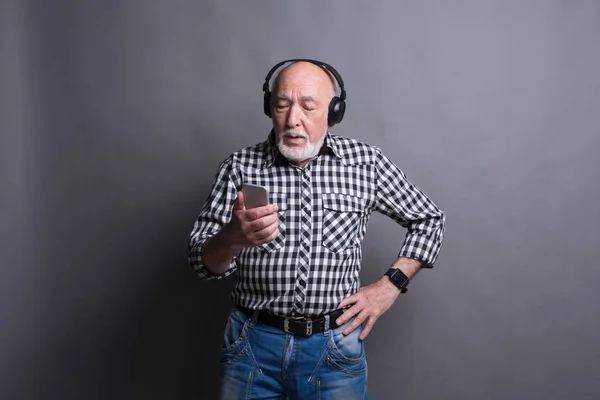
[242,183,269,209]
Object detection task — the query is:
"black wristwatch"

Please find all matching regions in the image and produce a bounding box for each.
[384,268,410,293]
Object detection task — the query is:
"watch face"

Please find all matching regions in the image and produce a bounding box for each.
[389,269,409,287]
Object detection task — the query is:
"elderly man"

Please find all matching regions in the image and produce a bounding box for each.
[189,59,445,399]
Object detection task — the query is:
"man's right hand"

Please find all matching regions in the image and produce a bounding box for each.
[222,191,280,248]
[201,191,279,275]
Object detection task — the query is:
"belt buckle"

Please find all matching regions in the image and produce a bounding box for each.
[283,317,313,335]
[283,318,291,334]
[283,317,296,334]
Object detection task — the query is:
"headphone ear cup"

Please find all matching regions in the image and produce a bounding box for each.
[264,91,272,118]
[328,97,346,126]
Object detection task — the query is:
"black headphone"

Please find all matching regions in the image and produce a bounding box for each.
[262,59,347,126]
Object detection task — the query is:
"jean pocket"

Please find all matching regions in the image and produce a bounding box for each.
[326,324,367,376]
[220,310,248,365]
[321,193,367,252]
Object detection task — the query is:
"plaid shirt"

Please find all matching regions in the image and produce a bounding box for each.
[189,131,445,317]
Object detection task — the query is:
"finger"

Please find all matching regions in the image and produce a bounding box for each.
[337,293,360,310]
[359,318,376,340]
[247,213,278,234]
[263,227,280,243]
[336,301,361,326]
[245,204,279,221]
[251,219,279,243]
[233,191,245,211]
[343,311,370,336]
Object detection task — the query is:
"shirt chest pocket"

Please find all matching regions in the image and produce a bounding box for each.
[321,193,367,253]
[259,193,288,253]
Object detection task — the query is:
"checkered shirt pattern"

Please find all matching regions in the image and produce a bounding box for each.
[189,131,445,317]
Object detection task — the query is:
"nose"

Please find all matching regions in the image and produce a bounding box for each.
[285,104,301,128]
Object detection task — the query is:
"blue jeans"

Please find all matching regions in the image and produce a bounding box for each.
[220,309,368,399]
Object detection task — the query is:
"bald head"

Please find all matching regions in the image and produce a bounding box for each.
[271,61,336,102]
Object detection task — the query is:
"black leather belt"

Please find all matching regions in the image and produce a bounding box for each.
[236,305,347,336]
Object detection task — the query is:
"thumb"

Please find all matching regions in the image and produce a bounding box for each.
[233,191,245,211]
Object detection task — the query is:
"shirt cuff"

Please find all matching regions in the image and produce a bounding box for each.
[397,235,442,268]
[189,235,238,280]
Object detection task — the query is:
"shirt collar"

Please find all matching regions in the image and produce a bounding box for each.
[263,129,345,168]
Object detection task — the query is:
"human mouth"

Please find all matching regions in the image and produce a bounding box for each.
[286,135,305,139]
[283,132,307,143]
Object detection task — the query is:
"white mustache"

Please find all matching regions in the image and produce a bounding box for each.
[283,129,309,140]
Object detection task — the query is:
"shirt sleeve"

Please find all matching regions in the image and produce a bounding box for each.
[373,149,446,267]
[188,156,242,279]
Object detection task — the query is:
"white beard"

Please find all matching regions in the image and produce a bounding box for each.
[277,129,326,164]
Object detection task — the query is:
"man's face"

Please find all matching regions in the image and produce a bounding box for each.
[271,62,333,165]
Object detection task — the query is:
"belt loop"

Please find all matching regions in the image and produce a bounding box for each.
[249,310,259,328]
[323,314,330,336]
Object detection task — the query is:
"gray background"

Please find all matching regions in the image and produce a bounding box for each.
[2,0,599,399]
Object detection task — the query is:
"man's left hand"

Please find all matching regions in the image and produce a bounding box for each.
[335,277,401,340]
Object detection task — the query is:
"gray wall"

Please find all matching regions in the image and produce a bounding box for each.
[2,0,599,399]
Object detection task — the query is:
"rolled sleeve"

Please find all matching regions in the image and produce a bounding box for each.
[374,149,446,268]
[188,156,242,280]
